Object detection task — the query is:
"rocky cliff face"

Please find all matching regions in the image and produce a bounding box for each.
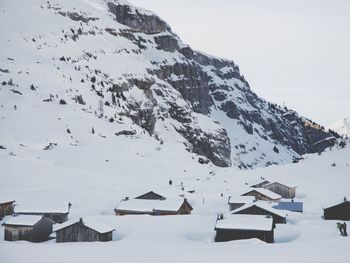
[0,0,342,168]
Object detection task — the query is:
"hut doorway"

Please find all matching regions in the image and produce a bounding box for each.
[12,229,19,241]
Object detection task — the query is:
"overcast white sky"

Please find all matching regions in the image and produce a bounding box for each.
[130,0,350,126]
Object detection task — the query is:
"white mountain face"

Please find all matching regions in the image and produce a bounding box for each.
[329,117,350,137]
[0,0,342,169]
[1,2,350,262]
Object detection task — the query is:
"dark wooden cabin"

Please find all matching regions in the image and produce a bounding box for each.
[241,188,281,202]
[0,200,15,220]
[3,215,53,242]
[263,182,296,199]
[54,217,115,242]
[15,205,69,223]
[323,198,350,220]
[135,191,166,200]
[215,214,274,243]
[231,202,287,227]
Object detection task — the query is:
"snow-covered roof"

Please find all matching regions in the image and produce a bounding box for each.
[15,204,69,214]
[242,188,282,200]
[4,215,44,226]
[116,199,156,213]
[153,198,186,212]
[115,198,186,213]
[54,218,115,234]
[0,199,15,204]
[228,196,256,204]
[215,214,273,231]
[231,201,288,218]
[247,178,270,187]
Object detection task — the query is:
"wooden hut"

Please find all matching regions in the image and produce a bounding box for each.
[54,217,115,242]
[228,196,255,211]
[15,204,70,223]
[0,200,15,220]
[323,198,350,220]
[263,182,296,199]
[215,214,274,243]
[241,188,281,202]
[231,201,287,227]
[114,198,193,216]
[3,215,54,242]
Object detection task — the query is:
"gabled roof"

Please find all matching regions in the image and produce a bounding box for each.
[273,201,303,212]
[0,200,15,205]
[215,214,273,231]
[116,199,155,213]
[54,218,115,234]
[242,188,282,200]
[134,191,166,200]
[153,198,191,212]
[15,204,69,214]
[323,199,350,210]
[4,215,45,227]
[247,178,270,188]
[231,201,288,218]
[228,196,256,204]
[115,198,190,213]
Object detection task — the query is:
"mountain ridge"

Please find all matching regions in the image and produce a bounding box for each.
[0,0,342,168]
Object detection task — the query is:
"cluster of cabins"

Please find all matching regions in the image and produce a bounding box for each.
[0,191,192,243]
[1,177,350,244]
[215,179,298,243]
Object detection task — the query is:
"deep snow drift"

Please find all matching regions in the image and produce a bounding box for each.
[0,133,349,262]
[0,0,349,262]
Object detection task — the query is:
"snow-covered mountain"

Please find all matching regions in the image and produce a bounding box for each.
[0,0,341,169]
[329,117,350,137]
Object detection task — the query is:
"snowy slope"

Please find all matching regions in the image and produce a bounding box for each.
[329,117,350,136]
[0,0,342,170]
[0,133,350,262]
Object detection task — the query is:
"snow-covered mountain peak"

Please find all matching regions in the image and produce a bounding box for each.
[0,0,343,169]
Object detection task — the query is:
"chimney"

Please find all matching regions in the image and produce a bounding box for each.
[344,197,347,202]
[169,180,172,185]
[79,217,83,224]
